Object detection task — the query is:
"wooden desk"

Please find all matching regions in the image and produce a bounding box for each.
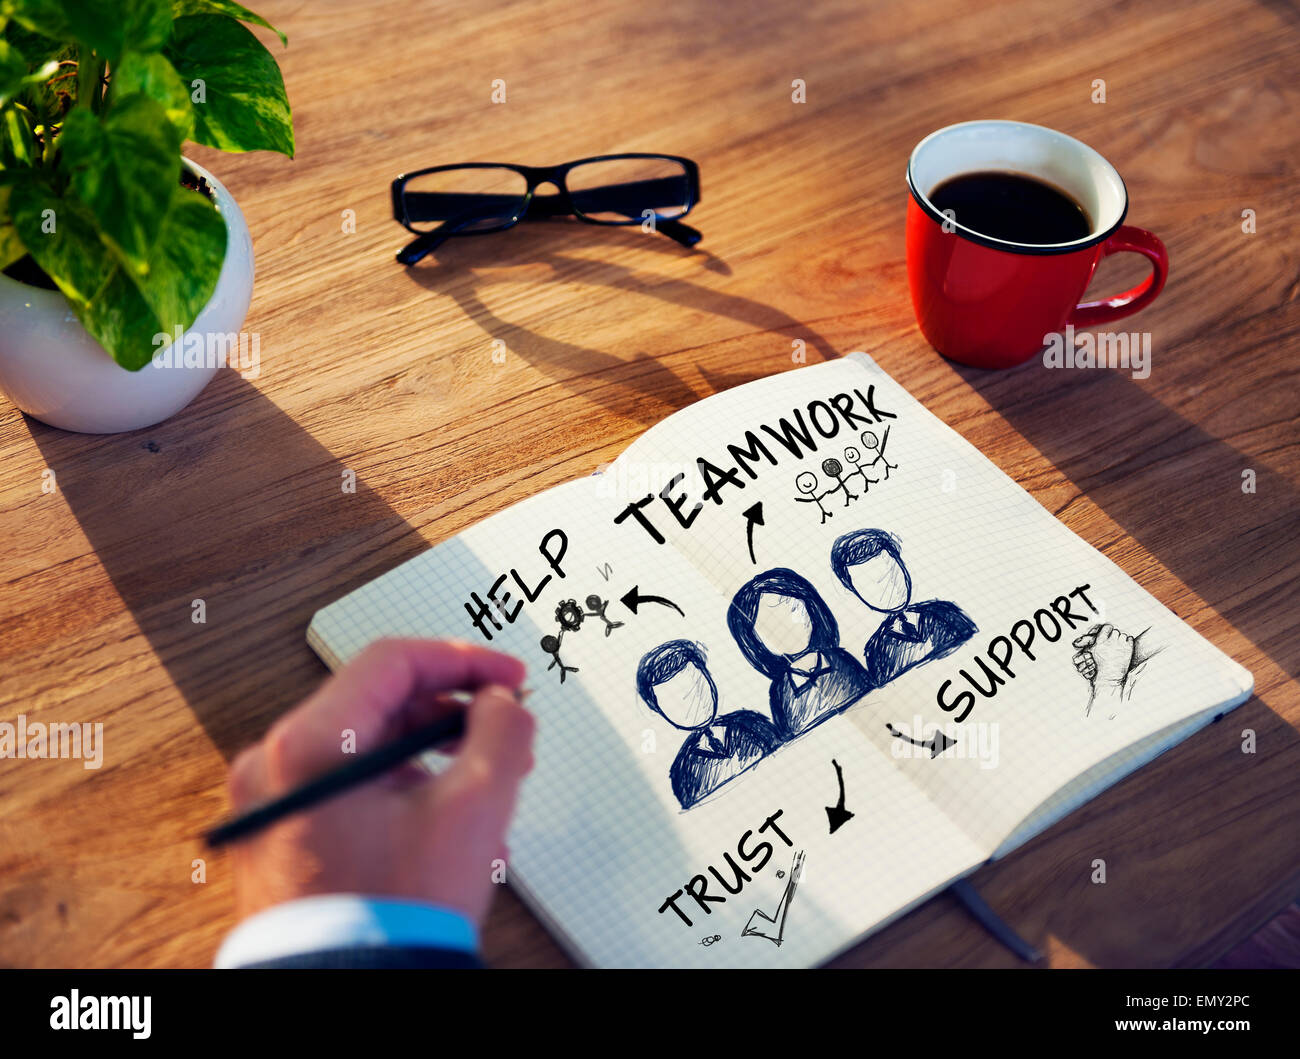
[0,0,1295,968]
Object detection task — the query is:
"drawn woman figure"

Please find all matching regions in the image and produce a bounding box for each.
[728,569,871,739]
[637,640,779,809]
[830,529,976,688]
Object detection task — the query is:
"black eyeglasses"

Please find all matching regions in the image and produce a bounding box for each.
[391,153,701,265]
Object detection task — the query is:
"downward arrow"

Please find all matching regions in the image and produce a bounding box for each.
[825,758,854,834]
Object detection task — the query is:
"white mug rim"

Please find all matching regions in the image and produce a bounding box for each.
[907,119,1129,255]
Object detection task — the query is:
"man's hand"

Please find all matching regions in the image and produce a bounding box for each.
[1072,650,1098,683]
[1086,624,1135,686]
[1072,625,1099,682]
[1072,623,1135,686]
[226,638,533,926]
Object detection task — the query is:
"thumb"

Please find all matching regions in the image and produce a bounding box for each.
[1072,624,1101,648]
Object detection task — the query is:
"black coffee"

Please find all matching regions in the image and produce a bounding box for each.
[929,170,1091,244]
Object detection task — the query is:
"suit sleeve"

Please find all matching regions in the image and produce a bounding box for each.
[215,894,481,969]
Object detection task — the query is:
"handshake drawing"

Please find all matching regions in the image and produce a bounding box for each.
[1071,622,1159,718]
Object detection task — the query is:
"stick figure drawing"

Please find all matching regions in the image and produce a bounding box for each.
[794,470,833,523]
[820,458,858,506]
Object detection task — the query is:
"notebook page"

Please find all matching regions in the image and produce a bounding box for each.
[580,463,986,965]
[309,462,983,966]
[602,354,1252,856]
[991,704,1231,859]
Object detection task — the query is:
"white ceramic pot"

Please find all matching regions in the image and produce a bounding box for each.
[0,159,254,434]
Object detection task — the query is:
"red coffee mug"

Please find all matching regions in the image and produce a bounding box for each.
[906,120,1168,369]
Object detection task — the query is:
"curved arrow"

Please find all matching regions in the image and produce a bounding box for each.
[743,502,764,565]
[619,586,685,617]
[885,722,956,758]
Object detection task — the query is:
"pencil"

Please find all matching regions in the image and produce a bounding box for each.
[204,711,467,848]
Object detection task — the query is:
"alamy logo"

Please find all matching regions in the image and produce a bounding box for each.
[151,326,260,379]
[0,714,102,769]
[50,990,151,1039]
[1042,323,1151,379]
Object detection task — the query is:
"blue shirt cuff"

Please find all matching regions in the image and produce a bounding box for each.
[214,894,478,968]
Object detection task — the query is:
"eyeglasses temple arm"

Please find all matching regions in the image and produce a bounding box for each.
[656,218,702,247]
[396,228,442,266]
[396,215,482,265]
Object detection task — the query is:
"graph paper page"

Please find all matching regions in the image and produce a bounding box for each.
[308,354,1251,965]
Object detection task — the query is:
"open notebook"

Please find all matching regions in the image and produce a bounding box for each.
[307,353,1252,968]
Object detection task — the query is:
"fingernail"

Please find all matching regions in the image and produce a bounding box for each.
[479,683,520,705]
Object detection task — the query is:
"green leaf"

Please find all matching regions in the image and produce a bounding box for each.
[0,37,22,87]
[0,1,71,40]
[0,226,22,268]
[56,0,173,61]
[0,38,37,100]
[9,177,112,307]
[165,14,292,156]
[110,50,192,140]
[87,185,227,370]
[171,0,286,47]
[3,25,76,126]
[11,179,226,370]
[0,185,25,269]
[0,101,35,164]
[59,92,180,274]
[0,38,59,107]
[131,180,224,336]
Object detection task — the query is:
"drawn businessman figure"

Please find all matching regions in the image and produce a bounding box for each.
[830,529,976,688]
[728,569,871,739]
[637,640,779,810]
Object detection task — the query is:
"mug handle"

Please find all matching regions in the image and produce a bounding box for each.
[1067,225,1169,329]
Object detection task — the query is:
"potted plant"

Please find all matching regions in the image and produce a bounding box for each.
[0,0,293,433]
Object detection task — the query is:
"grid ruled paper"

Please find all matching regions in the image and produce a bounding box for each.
[307,353,1252,967]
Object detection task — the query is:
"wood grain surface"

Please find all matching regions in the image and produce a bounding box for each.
[0,0,1296,968]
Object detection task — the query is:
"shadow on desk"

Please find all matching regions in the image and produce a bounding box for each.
[401,217,839,423]
[948,356,1299,969]
[26,225,844,763]
[954,359,1300,684]
[27,372,424,759]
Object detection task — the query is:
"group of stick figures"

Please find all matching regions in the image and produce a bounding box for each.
[794,427,897,523]
[539,594,625,683]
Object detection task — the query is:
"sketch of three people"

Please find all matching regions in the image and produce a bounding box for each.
[637,528,977,809]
